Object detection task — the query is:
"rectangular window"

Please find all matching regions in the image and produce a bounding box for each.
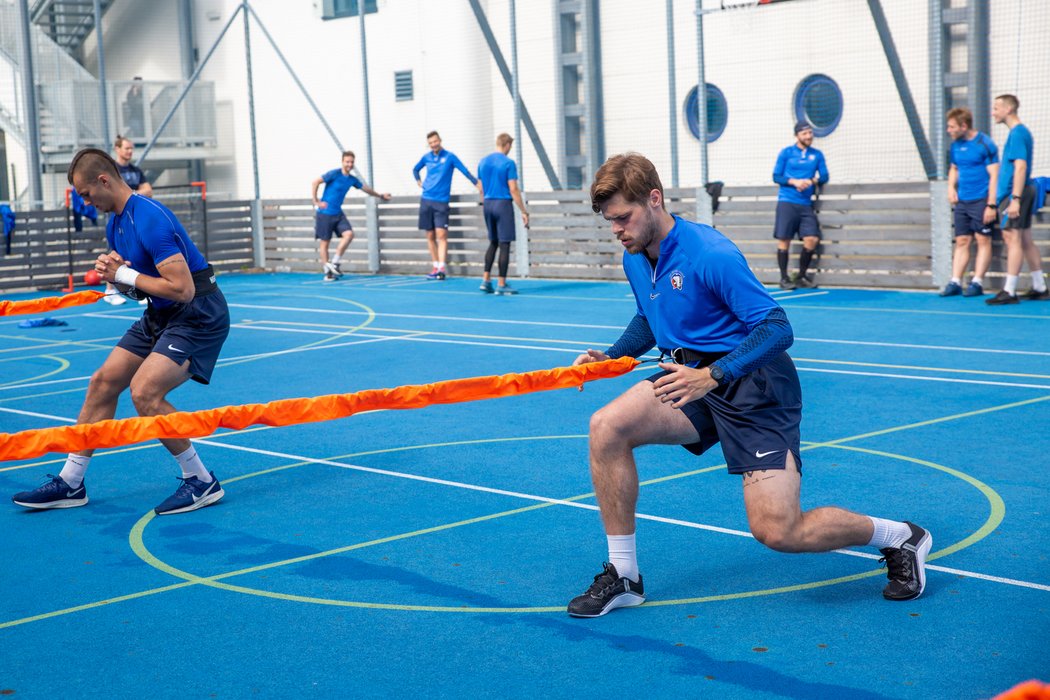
[394,71,413,102]
[321,0,377,20]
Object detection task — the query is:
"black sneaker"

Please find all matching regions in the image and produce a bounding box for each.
[567,562,645,617]
[796,276,818,289]
[985,290,1019,305]
[1021,288,1050,301]
[778,278,796,290]
[879,521,932,601]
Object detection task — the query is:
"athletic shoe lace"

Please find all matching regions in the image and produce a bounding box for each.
[585,565,620,597]
[879,548,913,581]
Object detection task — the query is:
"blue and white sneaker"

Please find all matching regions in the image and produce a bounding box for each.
[12,474,88,509]
[154,473,224,515]
[962,281,984,297]
[939,281,963,297]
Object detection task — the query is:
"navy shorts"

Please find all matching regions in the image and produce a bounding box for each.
[418,198,450,231]
[483,199,515,243]
[648,352,803,474]
[314,211,353,241]
[953,198,996,237]
[998,184,1035,230]
[117,289,231,385]
[773,201,821,241]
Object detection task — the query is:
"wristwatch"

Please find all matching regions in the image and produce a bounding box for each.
[708,364,725,385]
[986,204,997,209]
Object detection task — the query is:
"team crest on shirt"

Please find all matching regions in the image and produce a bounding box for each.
[670,270,684,291]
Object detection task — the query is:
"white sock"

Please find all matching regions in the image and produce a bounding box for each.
[436,262,446,271]
[950,277,960,285]
[58,454,91,489]
[607,533,639,582]
[330,253,340,264]
[1031,271,1047,293]
[971,276,983,286]
[174,446,212,483]
[867,517,911,549]
[1004,275,1019,296]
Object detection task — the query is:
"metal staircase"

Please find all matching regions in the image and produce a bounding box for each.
[935,0,990,132]
[31,0,114,54]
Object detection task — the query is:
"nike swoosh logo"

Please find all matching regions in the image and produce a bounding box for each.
[755,450,778,458]
[191,482,216,502]
[650,293,661,300]
[66,489,82,498]
[167,344,186,353]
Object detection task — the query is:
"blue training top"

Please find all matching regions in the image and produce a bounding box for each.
[772,144,829,205]
[997,123,1034,203]
[412,149,477,202]
[621,216,790,380]
[477,152,517,200]
[317,168,363,215]
[950,132,998,201]
[118,163,149,191]
[107,194,208,311]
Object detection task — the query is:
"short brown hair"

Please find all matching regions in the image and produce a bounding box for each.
[995,94,1019,113]
[946,107,973,129]
[590,153,664,214]
[426,130,440,140]
[496,133,513,148]
[341,150,355,159]
[67,148,121,185]
[114,135,131,149]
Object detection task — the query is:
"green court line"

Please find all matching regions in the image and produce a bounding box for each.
[0,356,69,388]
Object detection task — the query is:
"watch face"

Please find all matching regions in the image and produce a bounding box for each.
[710,366,724,381]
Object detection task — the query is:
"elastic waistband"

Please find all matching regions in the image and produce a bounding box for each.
[664,347,728,367]
[192,265,218,298]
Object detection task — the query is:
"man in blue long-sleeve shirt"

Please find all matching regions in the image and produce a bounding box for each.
[565,153,929,618]
[412,131,482,280]
[772,122,829,289]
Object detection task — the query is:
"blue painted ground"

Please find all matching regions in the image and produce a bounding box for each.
[1,273,1047,699]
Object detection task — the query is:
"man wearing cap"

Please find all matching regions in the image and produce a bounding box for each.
[771,122,829,289]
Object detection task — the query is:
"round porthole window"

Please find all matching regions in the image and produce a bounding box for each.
[685,83,728,143]
[793,74,842,137]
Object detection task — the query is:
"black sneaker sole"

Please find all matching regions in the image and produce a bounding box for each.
[883,526,932,601]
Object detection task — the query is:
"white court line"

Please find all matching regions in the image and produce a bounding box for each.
[0,406,78,423]
[0,375,93,392]
[797,366,1050,391]
[796,336,1050,358]
[192,437,1050,594]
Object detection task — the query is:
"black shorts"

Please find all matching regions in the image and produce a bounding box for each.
[773,201,821,241]
[953,198,997,237]
[116,289,230,385]
[314,212,353,241]
[648,352,803,474]
[418,198,450,231]
[998,184,1036,230]
[483,199,515,243]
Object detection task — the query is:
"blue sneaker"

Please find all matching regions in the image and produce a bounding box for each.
[425,269,446,280]
[962,281,984,297]
[479,281,494,294]
[939,281,963,297]
[495,284,518,296]
[12,474,88,509]
[154,473,224,515]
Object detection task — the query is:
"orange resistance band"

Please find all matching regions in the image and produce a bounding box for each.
[0,357,640,461]
[0,290,105,316]
[994,681,1050,700]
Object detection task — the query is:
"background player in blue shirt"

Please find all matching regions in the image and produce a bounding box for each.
[12,149,230,516]
[565,153,929,618]
[986,94,1048,304]
[412,131,482,280]
[942,107,999,298]
[477,133,529,295]
[104,135,154,305]
[772,122,829,289]
[311,151,391,281]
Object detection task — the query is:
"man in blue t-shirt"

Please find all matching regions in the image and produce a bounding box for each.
[477,133,529,295]
[772,122,829,290]
[565,153,930,618]
[941,107,999,298]
[103,136,155,306]
[12,149,230,516]
[311,151,391,281]
[412,131,482,280]
[986,94,1048,305]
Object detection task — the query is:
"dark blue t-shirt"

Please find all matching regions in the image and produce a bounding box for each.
[950,132,998,202]
[997,124,1034,202]
[622,216,784,376]
[477,152,517,200]
[772,145,829,205]
[106,194,208,310]
[118,163,148,191]
[317,169,363,215]
[412,149,477,202]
